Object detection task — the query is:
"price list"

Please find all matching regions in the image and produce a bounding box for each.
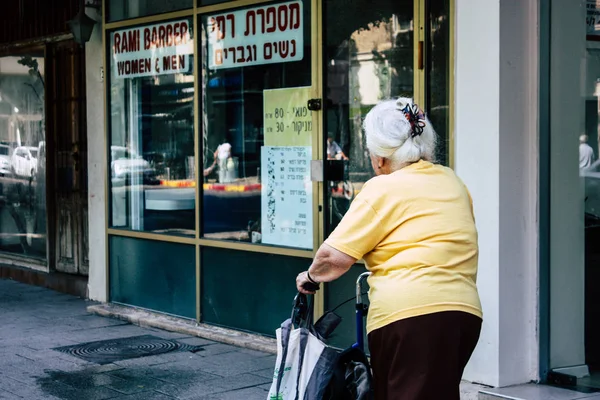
[261,146,312,249]
[263,86,313,147]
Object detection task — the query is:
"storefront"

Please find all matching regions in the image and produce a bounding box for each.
[0,0,90,289]
[96,0,600,392]
[100,0,454,352]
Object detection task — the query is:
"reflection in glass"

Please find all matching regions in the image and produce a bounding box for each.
[109,19,195,236]
[200,1,312,247]
[107,0,193,22]
[324,0,414,233]
[427,0,451,165]
[0,53,47,258]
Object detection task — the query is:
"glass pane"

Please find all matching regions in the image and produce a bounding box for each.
[552,0,600,382]
[0,52,47,258]
[584,5,600,376]
[201,247,307,335]
[107,0,193,22]
[324,0,414,234]
[201,1,313,249]
[110,236,196,319]
[108,19,196,236]
[426,0,450,165]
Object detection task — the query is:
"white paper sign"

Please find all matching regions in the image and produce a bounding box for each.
[207,1,303,70]
[112,20,193,79]
[261,146,312,249]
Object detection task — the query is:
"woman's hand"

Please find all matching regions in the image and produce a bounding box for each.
[296,271,319,294]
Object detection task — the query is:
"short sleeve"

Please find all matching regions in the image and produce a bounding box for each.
[325,197,386,260]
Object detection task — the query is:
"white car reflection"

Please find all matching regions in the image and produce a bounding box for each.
[0,144,11,176]
[111,146,156,185]
[11,146,38,178]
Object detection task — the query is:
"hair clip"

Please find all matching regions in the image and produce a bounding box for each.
[399,102,426,138]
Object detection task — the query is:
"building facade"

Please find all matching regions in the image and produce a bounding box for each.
[3,0,600,391]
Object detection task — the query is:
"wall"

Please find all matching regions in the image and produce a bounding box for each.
[498,0,539,385]
[455,0,500,385]
[455,0,539,387]
[86,6,107,302]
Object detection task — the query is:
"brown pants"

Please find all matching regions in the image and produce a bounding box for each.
[368,311,482,400]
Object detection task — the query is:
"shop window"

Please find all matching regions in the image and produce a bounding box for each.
[107,0,193,23]
[0,52,47,259]
[108,19,196,236]
[200,1,313,249]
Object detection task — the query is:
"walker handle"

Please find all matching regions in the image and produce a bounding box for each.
[301,281,320,292]
[356,272,371,305]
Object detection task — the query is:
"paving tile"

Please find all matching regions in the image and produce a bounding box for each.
[83,363,126,374]
[106,392,174,400]
[153,381,228,399]
[201,351,277,374]
[144,329,193,340]
[194,343,239,358]
[147,366,220,385]
[105,377,172,395]
[211,373,271,391]
[44,370,127,390]
[197,386,270,400]
[0,391,23,400]
[251,368,276,380]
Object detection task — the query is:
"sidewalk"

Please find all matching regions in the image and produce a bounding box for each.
[0,279,274,400]
[0,278,485,400]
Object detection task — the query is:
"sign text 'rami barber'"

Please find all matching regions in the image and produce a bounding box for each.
[112,20,193,79]
[207,1,303,69]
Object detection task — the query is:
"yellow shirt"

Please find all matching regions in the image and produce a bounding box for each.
[325,160,482,334]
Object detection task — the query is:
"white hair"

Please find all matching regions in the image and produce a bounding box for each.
[363,97,437,170]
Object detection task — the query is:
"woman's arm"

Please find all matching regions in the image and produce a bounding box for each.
[296,243,357,294]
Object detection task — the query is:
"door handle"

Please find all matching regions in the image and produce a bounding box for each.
[307,98,322,111]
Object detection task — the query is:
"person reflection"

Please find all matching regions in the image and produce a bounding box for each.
[327,132,348,160]
[580,134,596,170]
[214,134,236,183]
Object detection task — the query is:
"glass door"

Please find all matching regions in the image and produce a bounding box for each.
[320,0,452,349]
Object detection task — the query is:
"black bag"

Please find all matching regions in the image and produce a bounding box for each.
[324,346,374,400]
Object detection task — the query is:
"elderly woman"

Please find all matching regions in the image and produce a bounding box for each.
[296,98,482,400]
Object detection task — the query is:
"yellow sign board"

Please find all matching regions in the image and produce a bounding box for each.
[263,86,314,147]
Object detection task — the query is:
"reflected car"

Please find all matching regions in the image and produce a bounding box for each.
[11,146,38,178]
[0,144,11,176]
[111,146,158,185]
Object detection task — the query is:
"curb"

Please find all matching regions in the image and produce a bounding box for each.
[88,303,277,355]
